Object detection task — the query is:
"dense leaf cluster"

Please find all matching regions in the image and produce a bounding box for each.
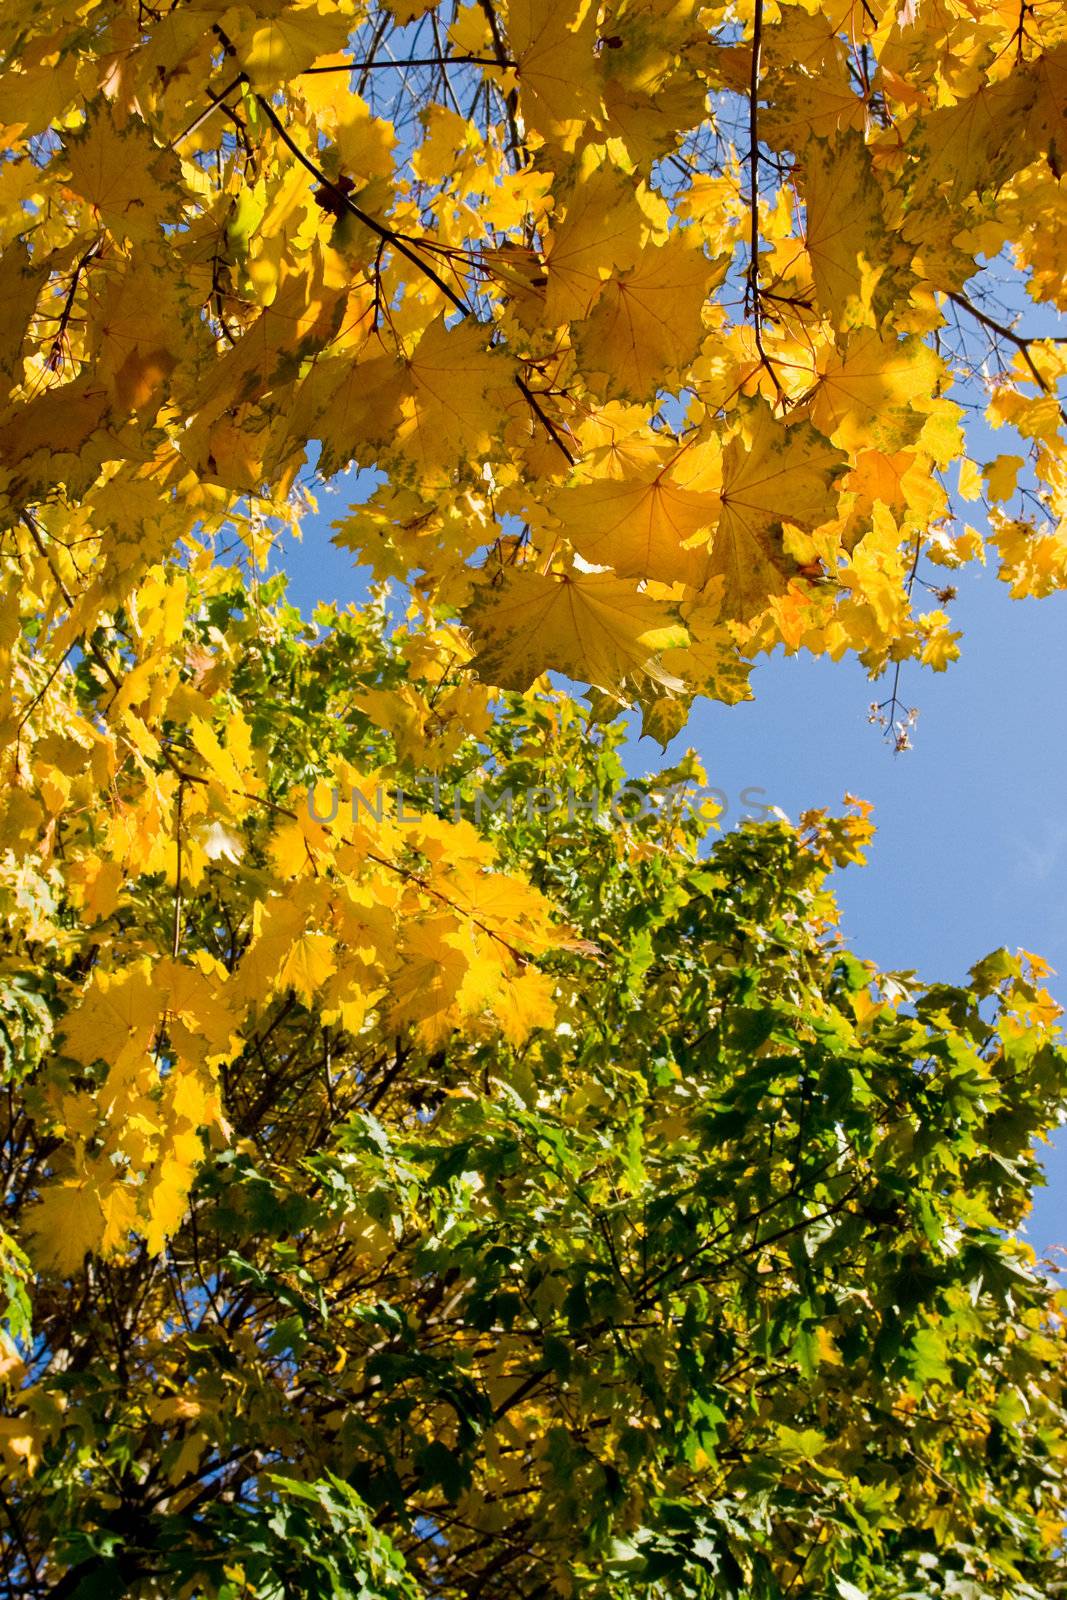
[0,585,1064,1597]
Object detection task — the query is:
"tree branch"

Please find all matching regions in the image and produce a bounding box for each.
[746,0,782,399]
[301,53,514,74]
[947,288,1067,420]
[207,26,573,463]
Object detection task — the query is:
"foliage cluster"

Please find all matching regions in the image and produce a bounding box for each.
[0,579,1064,1596]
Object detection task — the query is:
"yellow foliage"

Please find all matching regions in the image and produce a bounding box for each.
[3,0,1067,1282]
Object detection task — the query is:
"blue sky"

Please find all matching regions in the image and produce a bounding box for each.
[267,513,1067,1263]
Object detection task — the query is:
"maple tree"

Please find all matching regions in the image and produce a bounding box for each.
[0,574,1065,1597]
[3,1,1067,1593]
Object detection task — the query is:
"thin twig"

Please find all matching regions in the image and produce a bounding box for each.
[515,376,574,465]
[209,40,573,461]
[46,239,101,373]
[172,779,184,959]
[746,0,782,399]
[301,53,513,73]
[251,84,471,315]
[20,510,121,694]
[171,72,246,147]
[947,288,1067,422]
[477,0,525,166]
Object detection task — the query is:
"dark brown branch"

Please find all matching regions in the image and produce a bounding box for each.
[19,510,122,695]
[207,28,575,470]
[301,54,514,73]
[477,0,525,166]
[947,288,1067,419]
[251,87,472,316]
[172,72,246,147]
[0,1484,41,1597]
[515,376,574,465]
[46,239,100,373]
[171,778,184,959]
[745,0,782,398]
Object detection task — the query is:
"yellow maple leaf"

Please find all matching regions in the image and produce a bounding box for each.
[506,0,604,148]
[320,960,383,1035]
[917,608,962,671]
[957,457,983,501]
[166,1062,218,1131]
[156,958,238,1059]
[231,896,306,1008]
[277,932,338,1002]
[0,374,111,480]
[99,1179,139,1256]
[549,441,721,587]
[388,915,471,1045]
[495,967,556,1045]
[391,315,509,478]
[239,4,353,85]
[188,715,259,805]
[0,240,47,390]
[908,73,1036,211]
[59,962,161,1070]
[305,347,406,477]
[0,53,81,143]
[466,568,687,692]
[143,1157,196,1255]
[811,331,946,453]
[762,73,868,151]
[705,402,846,621]
[801,132,889,327]
[383,0,441,21]
[542,161,659,323]
[334,97,398,182]
[983,454,1024,502]
[64,106,184,242]
[442,862,558,954]
[575,232,723,402]
[88,255,183,413]
[662,610,754,705]
[0,1415,43,1477]
[845,449,917,511]
[29,1181,106,1275]
[411,104,484,187]
[405,813,497,872]
[352,686,427,764]
[990,513,1067,598]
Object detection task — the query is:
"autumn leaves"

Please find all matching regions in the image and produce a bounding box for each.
[5,0,1065,740]
[4,0,1067,1277]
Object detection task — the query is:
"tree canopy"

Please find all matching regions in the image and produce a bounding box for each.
[1,577,1065,1597]
[3,2,1067,1595]
[2,0,1067,738]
